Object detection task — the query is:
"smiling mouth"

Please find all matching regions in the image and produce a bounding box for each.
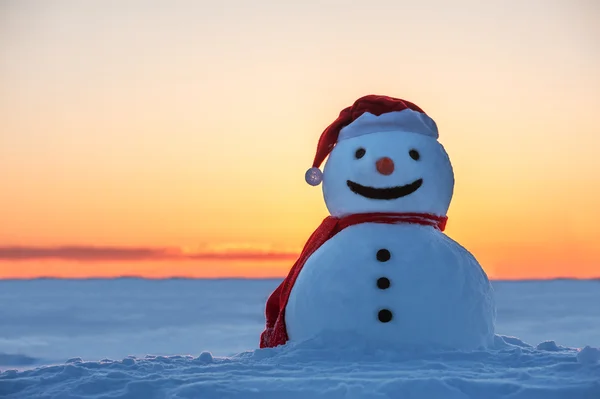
[346,179,423,200]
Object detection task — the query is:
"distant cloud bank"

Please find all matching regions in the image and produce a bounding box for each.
[0,246,298,262]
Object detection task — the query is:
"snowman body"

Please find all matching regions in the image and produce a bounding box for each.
[282,106,496,350]
[285,223,495,349]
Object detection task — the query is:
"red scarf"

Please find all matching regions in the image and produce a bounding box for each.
[259,212,448,348]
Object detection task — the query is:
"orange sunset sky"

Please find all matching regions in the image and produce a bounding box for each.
[0,0,599,280]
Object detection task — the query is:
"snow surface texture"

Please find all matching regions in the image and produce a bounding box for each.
[286,223,495,349]
[1,279,599,399]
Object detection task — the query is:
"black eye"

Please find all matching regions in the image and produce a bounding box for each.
[409,149,420,160]
[355,148,366,159]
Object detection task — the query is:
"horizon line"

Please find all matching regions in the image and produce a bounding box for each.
[1,276,599,282]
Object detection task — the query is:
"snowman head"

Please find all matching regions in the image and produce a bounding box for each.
[305,95,454,217]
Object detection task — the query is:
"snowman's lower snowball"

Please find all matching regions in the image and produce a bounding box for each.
[285,223,496,350]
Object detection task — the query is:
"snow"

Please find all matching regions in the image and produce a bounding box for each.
[577,346,600,365]
[286,223,495,350]
[197,351,214,363]
[3,337,600,399]
[321,131,454,217]
[1,278,599,398]
[536,340,564,351]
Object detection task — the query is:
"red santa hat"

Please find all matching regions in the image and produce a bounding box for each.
[305,95,439,186]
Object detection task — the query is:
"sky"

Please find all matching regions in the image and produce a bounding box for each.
[0,0,599,280]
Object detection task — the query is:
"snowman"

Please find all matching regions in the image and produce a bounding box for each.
[260,95,496,350]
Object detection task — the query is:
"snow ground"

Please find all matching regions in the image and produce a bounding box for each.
[1,278,599,398]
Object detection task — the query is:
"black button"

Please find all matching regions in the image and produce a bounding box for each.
[376,249,391,262]
[378,309,393,323]
[377,277,390,289]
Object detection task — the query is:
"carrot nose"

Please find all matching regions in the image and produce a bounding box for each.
[376,157,395,175]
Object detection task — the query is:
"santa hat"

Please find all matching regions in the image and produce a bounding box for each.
[305,95,439,186]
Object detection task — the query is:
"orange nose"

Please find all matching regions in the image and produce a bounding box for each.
[376,157,395,175]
